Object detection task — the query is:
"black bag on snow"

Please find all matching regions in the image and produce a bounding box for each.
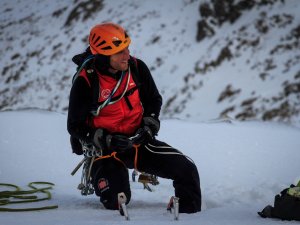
[258,181,300,221]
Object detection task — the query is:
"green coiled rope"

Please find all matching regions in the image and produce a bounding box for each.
[0,182,58,212]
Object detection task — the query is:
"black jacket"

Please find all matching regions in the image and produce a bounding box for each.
[67,54,162,144]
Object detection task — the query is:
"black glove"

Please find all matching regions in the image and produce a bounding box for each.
[132,126,153,145]
[93,128,133,152]
[130,117,160,145]
[106,134,133,151]
[143,117,160,136]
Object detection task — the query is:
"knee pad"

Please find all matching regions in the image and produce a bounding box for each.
[99,183,131,210]
[92,158,132,209]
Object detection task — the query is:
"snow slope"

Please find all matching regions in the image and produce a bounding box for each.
[1,110,300,224]
[1,0,300,124]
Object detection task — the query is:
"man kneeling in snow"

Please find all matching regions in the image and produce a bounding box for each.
[67,22,201,213]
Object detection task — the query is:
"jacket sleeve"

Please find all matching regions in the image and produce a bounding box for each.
[67,76,95,143]
[135,58,162,120]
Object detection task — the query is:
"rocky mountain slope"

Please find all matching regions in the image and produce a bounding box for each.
[1,0,299,125]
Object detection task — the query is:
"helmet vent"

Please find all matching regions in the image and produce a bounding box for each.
[91,33,96,40]
[93,36,101,45]
[112,40,122,47]
[101,46,112,50]
[96,40,106,47]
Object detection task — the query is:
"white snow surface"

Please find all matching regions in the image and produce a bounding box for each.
[1,110,300,224]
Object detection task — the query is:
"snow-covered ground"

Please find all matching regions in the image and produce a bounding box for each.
[1,110,300,224]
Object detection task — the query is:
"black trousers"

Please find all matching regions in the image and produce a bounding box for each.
[91,139,202,213]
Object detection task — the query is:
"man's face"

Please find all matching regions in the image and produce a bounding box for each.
[109,47,130,72]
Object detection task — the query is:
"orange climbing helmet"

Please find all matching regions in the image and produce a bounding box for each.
[89,22,131,56]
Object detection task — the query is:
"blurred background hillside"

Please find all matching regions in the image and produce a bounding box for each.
[1,0,299,125]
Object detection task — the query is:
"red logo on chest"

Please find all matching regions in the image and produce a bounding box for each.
[101,89,111,99]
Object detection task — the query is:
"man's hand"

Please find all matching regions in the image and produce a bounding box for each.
[93,128,133,152]
[106,134,133,151]
[130,117,160,145]
[143,117,160,136]
[131,126,153,145]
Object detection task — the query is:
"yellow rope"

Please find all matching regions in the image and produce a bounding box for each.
[0,182,58,212]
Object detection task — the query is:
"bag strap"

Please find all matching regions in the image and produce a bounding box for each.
[86,67,100,114]
[129,56,141,89]
[72,56,140,115]
[88,56,140,115]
